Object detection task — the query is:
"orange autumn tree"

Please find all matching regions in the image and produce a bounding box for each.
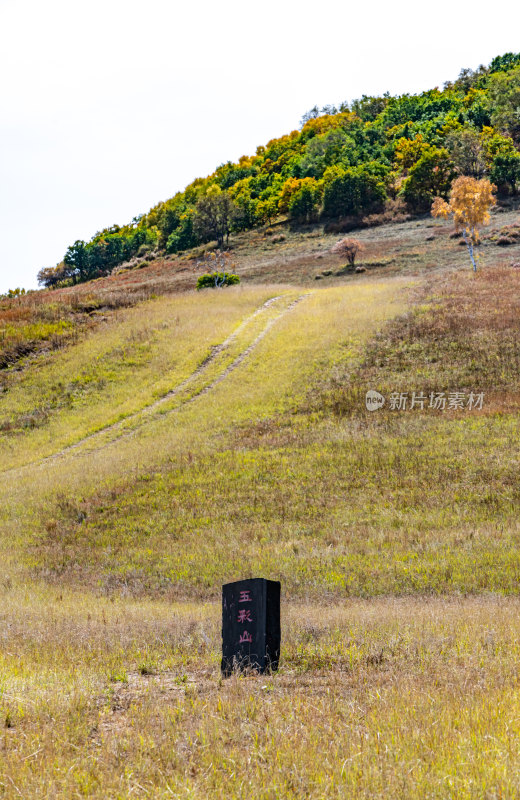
[432,176,496,271]
[331,237,364,268]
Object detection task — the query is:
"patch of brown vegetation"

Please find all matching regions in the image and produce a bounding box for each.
[316,265,520,417]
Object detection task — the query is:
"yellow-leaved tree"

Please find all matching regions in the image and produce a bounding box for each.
[431,176,496,271]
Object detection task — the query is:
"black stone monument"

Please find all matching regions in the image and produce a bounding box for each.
[221,578,280,676]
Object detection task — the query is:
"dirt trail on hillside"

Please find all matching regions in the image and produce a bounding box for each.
[2,292,309,476]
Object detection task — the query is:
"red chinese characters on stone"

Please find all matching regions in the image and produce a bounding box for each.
[237,588,254,645]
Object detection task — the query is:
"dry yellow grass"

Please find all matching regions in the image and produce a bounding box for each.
[0,285,289,466]
[1,270,518,797]
[1,589,520,798]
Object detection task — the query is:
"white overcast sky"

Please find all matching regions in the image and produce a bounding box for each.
[0,0,519,293]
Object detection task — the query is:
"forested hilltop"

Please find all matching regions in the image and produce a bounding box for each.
[39,52,520,288]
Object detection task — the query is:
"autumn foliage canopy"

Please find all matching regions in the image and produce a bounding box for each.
[432,176,496,270]
[37,51,520,287]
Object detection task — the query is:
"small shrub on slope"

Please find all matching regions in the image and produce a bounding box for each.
[196,272,240,290]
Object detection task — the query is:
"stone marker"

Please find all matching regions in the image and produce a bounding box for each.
[221,578,281,676]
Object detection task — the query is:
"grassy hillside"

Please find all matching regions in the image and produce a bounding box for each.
[4,197,520,375]
[2,206,520,795]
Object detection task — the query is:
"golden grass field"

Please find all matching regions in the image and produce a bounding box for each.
[2,211,520,797]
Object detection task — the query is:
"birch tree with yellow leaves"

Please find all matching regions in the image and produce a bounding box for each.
[432,177,496,271]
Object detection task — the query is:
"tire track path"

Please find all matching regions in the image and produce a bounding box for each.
[1,292,308,475]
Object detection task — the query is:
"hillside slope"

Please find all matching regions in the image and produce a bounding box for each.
[2,236,520,795]
[4,198,520,379]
